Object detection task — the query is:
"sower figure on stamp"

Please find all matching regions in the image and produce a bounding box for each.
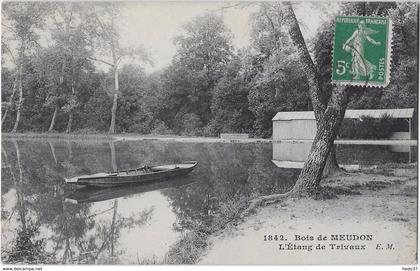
[342,20,381,80]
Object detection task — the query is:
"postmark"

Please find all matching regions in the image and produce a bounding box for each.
[332,16,392,87]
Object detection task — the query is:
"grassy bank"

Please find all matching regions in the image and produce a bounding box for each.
[165,163,417,265]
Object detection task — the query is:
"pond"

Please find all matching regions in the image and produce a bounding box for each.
[1,138,415,264]
[1,139,298,264]
[273,141,416,168]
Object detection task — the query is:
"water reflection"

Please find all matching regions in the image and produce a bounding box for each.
[272,141,417,168]
[1,139,298,264]
[66,177,196,204]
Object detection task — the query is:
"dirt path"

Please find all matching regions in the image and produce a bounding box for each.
[200,164,417,265]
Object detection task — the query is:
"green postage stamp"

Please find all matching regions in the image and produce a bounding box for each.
[332,16,392,87]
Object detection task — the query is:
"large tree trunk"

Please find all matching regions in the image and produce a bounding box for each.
[108,67,119,134]
[48,106,59,132]
[66,82,76,133]
[291,86,349,196]
[108,25,119,135]
[49,54,68,133]
[323,145,341,176]
[284,2,341,179]
[11,64,23,133]
[109,93,118,134]
[283,2,325,121]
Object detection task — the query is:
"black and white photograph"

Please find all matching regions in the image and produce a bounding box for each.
[0,0,418,267]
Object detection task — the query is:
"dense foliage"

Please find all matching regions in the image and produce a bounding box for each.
[1,2,417,138]
[339,115,407,139]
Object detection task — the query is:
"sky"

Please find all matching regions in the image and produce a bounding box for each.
[116,1,340,73]
[1,1,340,73]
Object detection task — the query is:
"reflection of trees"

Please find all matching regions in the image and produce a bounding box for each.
[1,143,11,171]
[151,143,300,263]
[2,139,53,264]
[247,144,298,196]
[337,145,407,165]
[2,143,13,218]
[1,139,155,264]
[13,140,26,231]
[49,201,94,264]
[109,141,117,171]
[67,140,73,161]
[108,142,118,261]
[4,218,53,264]
[158,143,301,263]
[2,139,300,264]
[49,141,58,164]
[79,203,153,264]
[161,143,298,233]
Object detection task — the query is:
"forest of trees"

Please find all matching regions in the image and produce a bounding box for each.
[1,2,417,138]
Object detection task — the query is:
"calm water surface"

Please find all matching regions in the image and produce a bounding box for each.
[1,139,298,264]
[1,138,413,264]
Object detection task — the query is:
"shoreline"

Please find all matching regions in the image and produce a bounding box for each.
[1,132,114,140]
[2,132,417,145]
[1,132,272,144]
[197,163,417,265]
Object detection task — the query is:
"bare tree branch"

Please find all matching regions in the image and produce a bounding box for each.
[87,56,114,67]
[1,41,17,65]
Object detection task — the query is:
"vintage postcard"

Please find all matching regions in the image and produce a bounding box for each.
[0,0,417,268]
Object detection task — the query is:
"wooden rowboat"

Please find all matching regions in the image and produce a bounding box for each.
[64,161,198,187]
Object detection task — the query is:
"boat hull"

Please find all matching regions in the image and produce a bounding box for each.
[65,161,197,187]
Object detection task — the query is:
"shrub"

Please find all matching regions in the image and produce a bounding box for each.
[127,122,152,134]
[339,114,407,139]
[175,113,204,136]
[151,120,173,135]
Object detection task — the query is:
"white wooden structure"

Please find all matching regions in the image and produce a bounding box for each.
[272,108,416,167]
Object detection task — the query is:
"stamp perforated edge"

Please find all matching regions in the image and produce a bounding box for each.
[330,15,393,88]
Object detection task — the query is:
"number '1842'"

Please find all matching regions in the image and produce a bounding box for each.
[263,235,286,241]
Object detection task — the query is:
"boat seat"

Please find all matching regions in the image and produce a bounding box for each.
[142,166,152,173]
[115,166,154,175]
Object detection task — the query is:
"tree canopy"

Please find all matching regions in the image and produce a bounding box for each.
[1,2,417,138]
